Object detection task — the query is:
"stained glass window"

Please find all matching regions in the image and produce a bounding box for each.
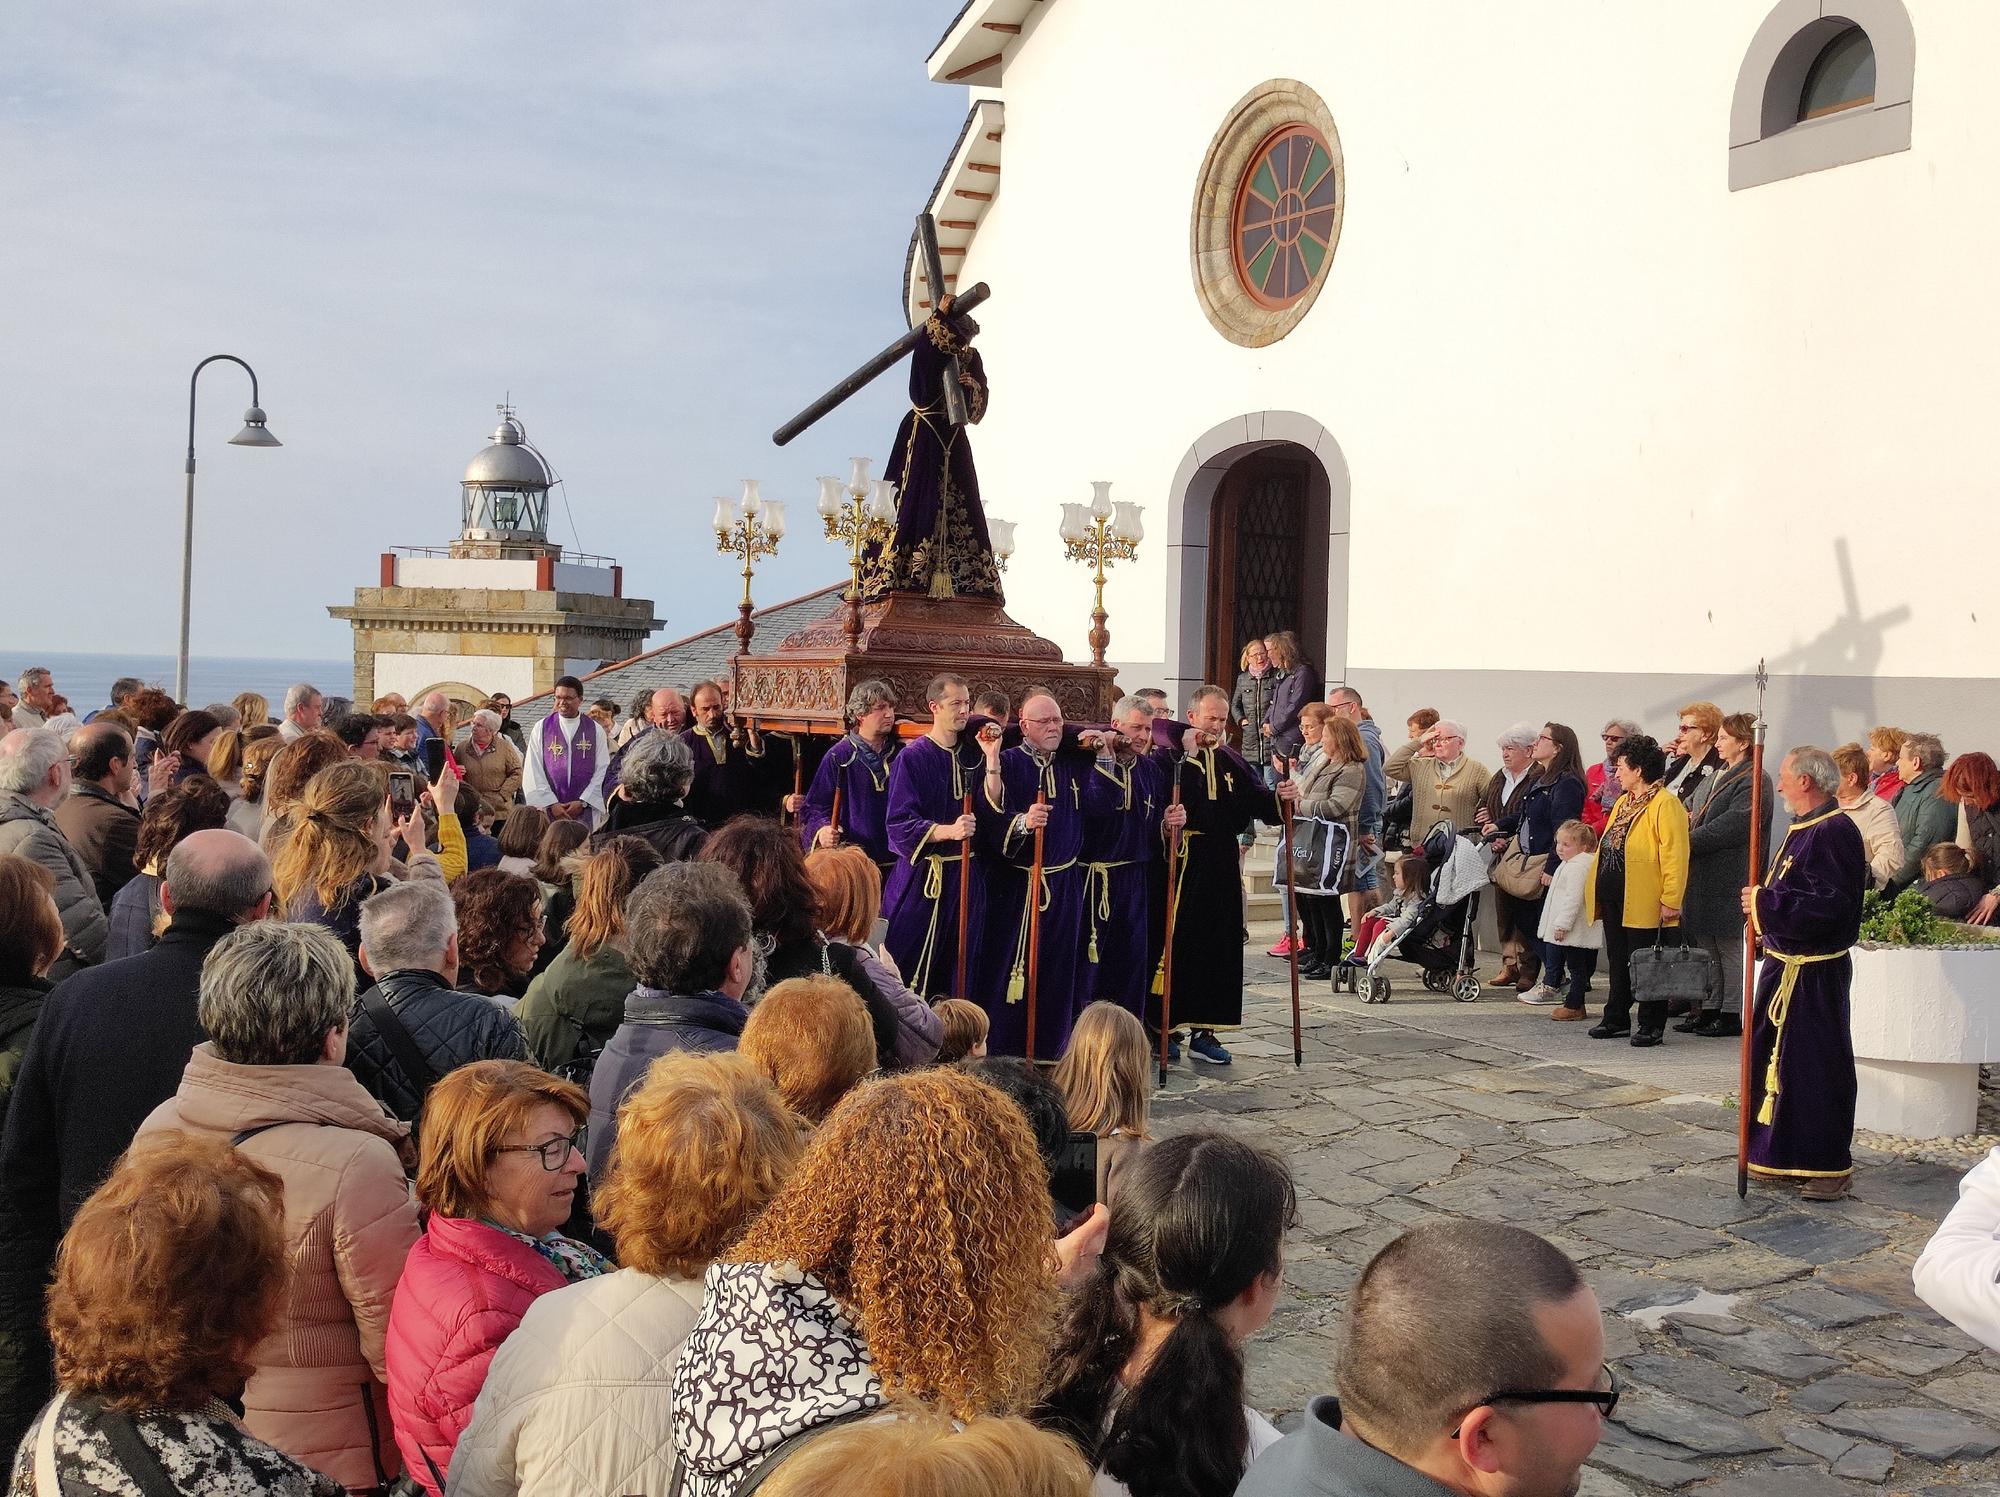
[1232,125,1339,311]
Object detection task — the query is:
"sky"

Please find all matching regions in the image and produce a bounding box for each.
[1,3,964,660]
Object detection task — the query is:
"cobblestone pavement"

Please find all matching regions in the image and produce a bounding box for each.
[1154,955,2000,1495]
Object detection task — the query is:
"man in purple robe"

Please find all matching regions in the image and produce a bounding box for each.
[1742,744,1868,1201]
[883,673,985,998]
[974,691,1122,1060]
[1081,696,1181,1020]
[521,675,608,827]
[680,679,760,828]
[799,679,900,872]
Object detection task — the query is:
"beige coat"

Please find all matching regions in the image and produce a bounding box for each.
[1384,741,1492,842]
[139,1044,419,1491]
[457,736,524,820]
[1843,793,1906,889]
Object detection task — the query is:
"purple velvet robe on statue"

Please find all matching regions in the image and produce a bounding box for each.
[860,311,1003,602]
[1081,751,1168,1020]
[799,734,897,870]
[883,735,986,999]
[1747,802,1867,1180]
[975,744,1119,1059]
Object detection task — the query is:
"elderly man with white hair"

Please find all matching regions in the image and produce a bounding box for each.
[278,682,323,743]
[1384,716,1492,846]
[1738,744,1868,1201]
[11,669,56,732]
[457,707,523,821]
[0,728,106,973]
[412,689,452,759]
[1474,722,1546,991]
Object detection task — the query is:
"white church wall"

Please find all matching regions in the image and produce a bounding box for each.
[953,1,1998,738]
[374,653,537,705]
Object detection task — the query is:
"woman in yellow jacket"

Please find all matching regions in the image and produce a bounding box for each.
[1584,734,1690,1047]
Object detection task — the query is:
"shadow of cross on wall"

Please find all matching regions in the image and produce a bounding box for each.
[1645,537,1910,753]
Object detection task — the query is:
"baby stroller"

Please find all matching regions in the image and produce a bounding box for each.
[1336,821,1487,1005]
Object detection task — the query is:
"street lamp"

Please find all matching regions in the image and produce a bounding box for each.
[181,355,280,702]
[1060,480,1142,667]
[988,516,1017,573]
[714,479,785,655]
[817,457,898,646]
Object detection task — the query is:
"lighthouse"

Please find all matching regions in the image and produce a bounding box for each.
[330,405,661,709]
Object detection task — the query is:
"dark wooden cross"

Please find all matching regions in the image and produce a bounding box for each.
[772,213,990,446]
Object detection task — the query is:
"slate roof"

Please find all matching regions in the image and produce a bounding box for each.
[514,582,846,732]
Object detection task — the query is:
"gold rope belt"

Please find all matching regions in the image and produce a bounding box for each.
[1084,859,1135,964]
[1756,949,1844,1126]
[1005,855,1080,1002]
[911,849,971,993]
[1152,830,1204,996]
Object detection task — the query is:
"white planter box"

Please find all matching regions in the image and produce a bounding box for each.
[1847,944,2000,1139]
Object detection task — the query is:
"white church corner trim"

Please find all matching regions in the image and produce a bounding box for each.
[1190,80,1344,349]
[1729,0,1914,191]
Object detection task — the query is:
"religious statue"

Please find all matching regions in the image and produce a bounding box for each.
[861,293,1003,602]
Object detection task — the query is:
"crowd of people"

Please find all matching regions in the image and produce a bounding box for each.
[1,658,1998,1495]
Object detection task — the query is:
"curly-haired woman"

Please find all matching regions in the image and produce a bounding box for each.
[451,867,546,1005]
[670,1067,1097,1497]
[451,1052,804,1497]
[1036,1132,1295,1497]
[13,1132,344,1495]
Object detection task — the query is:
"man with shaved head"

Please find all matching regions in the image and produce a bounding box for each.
[0,827,273,1436]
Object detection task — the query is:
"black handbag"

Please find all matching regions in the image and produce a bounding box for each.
[1627,928,1716,1007]
[1275,817,1351,895]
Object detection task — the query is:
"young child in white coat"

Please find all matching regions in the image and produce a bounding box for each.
[1531,819,1603,1017]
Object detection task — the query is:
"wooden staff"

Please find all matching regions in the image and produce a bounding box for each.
[956,788,974,1001]
[828,782,845,844]
[786,741,803,827]
[1025,789,1048,1062]
[1158,773,1186,1086]
[1737,659,1769,1199]
[1282,800,1303,1067]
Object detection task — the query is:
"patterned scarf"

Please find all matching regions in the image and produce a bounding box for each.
[1601,783,1658,857]
[486,1221,613,1283]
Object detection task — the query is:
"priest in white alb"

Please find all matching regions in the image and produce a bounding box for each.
[522,674,609,827]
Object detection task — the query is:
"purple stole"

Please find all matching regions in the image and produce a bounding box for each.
[539,713,596,805]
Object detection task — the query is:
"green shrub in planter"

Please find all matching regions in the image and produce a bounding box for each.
[1857,889,1996,948]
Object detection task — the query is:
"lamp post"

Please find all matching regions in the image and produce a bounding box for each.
[816,457,897,647]
[180,355,280,702]
[714,479,785,655]
[1060,482,1143,667]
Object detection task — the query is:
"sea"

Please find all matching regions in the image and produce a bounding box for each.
[13,652,351,715]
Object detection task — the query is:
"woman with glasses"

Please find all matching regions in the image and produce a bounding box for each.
[1584,719,1640,836]
[387,1059,607,1495]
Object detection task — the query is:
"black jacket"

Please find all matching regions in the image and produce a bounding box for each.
[585,987,748,1180]
[1682,760,1774,938]
[590,795,709,864]
[345,967,529,1123]
[766,934,901,1071]
[0,910,240,1448]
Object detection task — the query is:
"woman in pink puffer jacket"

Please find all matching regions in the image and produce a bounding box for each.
[385,1062,609,1494]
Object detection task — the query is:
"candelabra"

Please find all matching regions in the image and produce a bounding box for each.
[713,480,786,655]
[1060,481,1143,667]
[816,457,897,646]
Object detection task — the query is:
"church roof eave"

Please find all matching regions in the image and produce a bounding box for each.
[925,0,1045,86]
[902,97,1005,327]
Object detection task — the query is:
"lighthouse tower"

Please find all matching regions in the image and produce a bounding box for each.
[330,405,661,709]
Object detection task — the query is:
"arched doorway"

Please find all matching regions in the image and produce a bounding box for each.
[1163,412,1350,707]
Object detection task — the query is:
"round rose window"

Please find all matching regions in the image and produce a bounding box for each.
[1232,124,1339,310]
